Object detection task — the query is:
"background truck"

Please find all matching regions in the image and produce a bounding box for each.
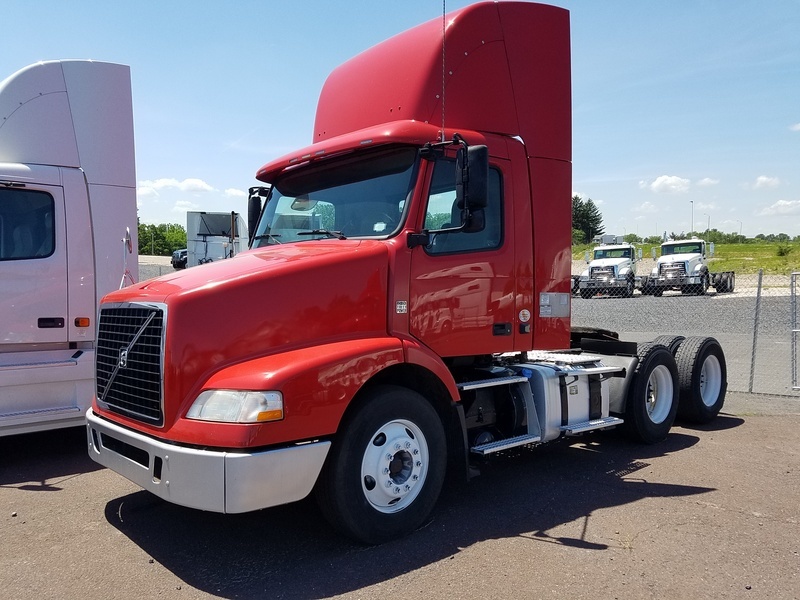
[186,211,246,267]
[578,241,642,299]
[86,2,727,545]
[642,238,735,296]
[0,60,138,436]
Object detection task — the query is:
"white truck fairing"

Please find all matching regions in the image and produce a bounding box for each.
[0,60,138,436]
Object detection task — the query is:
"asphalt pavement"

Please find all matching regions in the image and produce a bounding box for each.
[1,391,798,600]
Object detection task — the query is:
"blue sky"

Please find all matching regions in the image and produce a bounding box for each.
[3,1,799,238]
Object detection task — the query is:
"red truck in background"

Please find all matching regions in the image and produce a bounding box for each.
[87,2,727,544]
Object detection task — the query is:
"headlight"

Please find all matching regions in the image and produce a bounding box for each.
[186,390,284,423]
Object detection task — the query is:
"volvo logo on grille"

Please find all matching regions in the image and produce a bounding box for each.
[118,348,129,369]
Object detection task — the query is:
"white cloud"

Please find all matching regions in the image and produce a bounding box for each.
[224,188,247,198]
[171,199,201,213]
[754,176,780,189]
[138,177,216,196]
[695,202,718,211]
[635,201,659,213]
[790,123,800,132]
[757,199,800,216]
[696,177,719,187]
[641,175,691,194]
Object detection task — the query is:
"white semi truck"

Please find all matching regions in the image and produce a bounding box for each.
[186,211,246,268]
[0,60,138,436]
[642,238,735,296]
[578,242,642,299]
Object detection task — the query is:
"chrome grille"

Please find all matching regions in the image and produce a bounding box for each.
[96,304,164,426]
[659,262,687,277]
[590,266,615,279]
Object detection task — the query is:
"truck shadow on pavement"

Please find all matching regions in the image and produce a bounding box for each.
[0,426,101,490]
[103,430,722,599]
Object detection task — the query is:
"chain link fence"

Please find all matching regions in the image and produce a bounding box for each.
[573,259,800,396]
[138,257,799,397]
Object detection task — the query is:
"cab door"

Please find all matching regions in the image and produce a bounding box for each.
[408,155,517,357]
[0,183,68,346]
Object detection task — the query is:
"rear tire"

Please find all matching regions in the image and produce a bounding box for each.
[580,289,594,299]
[675,337,727,423]
[315,385,446,545]
[651,335,685,355]
[623,343,679,444]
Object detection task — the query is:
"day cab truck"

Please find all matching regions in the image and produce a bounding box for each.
[86,2,728,544]
[578,241,642,299]
[0,60,138,436]
[642,238,735,296]
[186,210,247,268]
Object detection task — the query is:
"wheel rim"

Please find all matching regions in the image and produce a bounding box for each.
[699,354,722,407]
[360,419,428,514]
[645,364,674,424]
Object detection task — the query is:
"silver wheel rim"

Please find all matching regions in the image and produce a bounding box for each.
[645,364,673,424]
[360,419,428,514]
[699,354,722,407]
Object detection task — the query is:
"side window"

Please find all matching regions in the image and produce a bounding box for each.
[0,189,55,261]
[423,158,502,254]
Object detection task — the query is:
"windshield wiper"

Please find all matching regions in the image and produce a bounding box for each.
[297,229,347,240]
[251,233,283,244]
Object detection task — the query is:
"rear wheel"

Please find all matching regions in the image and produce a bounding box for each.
[651,335,685,355]
[580,289,594,299]
[675,337,727,423]
[315,385,446,545]
[623,343,679,443]
[623,276,635,298]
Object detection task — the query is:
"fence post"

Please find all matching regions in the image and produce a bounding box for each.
[748,269,764,393]
[792,272,799,391]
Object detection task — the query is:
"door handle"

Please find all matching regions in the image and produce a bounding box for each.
[38,317,65,328]
[492,323,512,336]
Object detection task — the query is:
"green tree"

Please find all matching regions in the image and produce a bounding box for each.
[138,222,187,256]
[572,195,604,243]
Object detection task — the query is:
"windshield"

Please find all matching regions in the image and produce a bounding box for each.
[251,147,418,247]
[662,242,702,255]
[594,248,631,260]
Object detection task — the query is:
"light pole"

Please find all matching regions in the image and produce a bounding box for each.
[690,200,694,236]
[704,213,710,235]
[737,220,743,237]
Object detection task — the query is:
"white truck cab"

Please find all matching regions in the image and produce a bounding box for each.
[0,60,138,436]
[578,242,642,299]
[643,238,735,296]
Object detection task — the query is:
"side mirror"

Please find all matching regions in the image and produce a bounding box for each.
[456,144,488,211]
[248,187,268,244]
[708,242,715,257]
[637,248,643,260]
[584,250,590,263]
[651,247,657,260]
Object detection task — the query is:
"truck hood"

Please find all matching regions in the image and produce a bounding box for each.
[657,252,700,265]
[589,258,630,269]
[103,240,389,410]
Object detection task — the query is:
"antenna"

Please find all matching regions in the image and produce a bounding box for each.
[441,0,446,142]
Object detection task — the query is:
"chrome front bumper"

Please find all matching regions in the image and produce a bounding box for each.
[86,409,330,513]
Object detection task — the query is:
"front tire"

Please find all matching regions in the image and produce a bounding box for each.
[623,343,679,443]
[675,337,727,423]
[315,385,446,545]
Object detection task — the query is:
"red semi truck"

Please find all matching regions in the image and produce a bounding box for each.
[87,2,727,544]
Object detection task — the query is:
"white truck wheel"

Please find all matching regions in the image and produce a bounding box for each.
[315,385,446,544]
[675,337,727,423]
[623,343,679,444]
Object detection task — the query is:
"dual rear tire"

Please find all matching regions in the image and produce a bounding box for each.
[625,336,727,443]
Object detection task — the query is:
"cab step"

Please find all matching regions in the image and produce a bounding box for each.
[458,375,530,391]
[560,416,624,436]
[470,433,541,455]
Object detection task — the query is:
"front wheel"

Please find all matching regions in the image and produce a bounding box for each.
[675,337,727,423]
[623,343,679,444]
[315,385,446,545]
